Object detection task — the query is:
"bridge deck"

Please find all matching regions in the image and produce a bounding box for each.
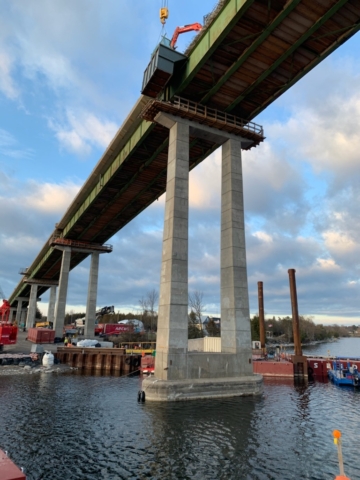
[10,0,360,304]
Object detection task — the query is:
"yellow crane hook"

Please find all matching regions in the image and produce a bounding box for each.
[160,0,169,25]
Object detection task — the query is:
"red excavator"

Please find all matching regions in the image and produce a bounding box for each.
[159,1,202,49]
[170,23,202,49]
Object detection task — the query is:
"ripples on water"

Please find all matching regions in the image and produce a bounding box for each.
[1,341,360,480]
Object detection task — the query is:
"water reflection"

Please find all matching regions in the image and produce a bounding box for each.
[0,371,360,479]
[145,397,259,479]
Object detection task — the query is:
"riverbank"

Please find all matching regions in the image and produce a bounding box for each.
[266,337,339,348]
[0,330,73,376]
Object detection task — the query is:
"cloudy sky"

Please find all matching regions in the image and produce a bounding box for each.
[0,0,359,325]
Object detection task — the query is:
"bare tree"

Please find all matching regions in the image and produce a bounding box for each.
[146,289,158,318]
[139,289,159,331]
[188,290,205,331]
[139,296,149,314]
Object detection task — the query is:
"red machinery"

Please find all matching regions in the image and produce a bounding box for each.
[0,299,10,323]
[0,299,18,348]
[170,23,202,49]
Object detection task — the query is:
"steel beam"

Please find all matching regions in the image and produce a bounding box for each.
[249,20,360,119]
[170,0,255,96]
[200,0,303,104]
[226,0,353,112]
[77,137,170,241]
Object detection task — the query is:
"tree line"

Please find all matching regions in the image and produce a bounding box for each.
[63,289,352,343]
[250,315,350,343]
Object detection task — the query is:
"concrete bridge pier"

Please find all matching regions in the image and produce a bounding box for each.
[23,279,58,330]
[51,240,112,339]
[53,247,72,338]
[15,297,28,327]
[26,284,38,329]
[84,252,100,338]
[143,113,263,401]
[10,308,16,322]
[47,285,57,325]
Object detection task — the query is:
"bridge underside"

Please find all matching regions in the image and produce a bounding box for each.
[10,0,360,304]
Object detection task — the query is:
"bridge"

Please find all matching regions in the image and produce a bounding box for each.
[7,0,360,400]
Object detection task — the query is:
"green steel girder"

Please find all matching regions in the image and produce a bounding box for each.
[76,136,170,241]
[312,23,360,41]
[225,0,353,112]
[199,0,303,104]
[62,120,153,239]
[169,0,255,96]
[16,120,155,288]
[249,20,360,119]
[91,139,200,243]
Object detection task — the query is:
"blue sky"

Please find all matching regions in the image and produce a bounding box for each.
[0,0,359,325]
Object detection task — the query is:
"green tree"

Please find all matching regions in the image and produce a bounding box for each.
[206,319,220,337]
[188,310,204,339]
[251,315,260,341]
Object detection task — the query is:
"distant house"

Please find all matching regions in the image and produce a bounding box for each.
[203,316,221,327]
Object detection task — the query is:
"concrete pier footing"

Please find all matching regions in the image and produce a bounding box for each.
[143,375,263,401]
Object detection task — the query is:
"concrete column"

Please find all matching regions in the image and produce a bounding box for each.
[156,120,189,380]
[10,308,15,323]
[84,252,100,338]
[54,247,71,338]
[221,138,251,357]
[21,309,27,327]
[47,286,57,325]
[26,284,38,329]
[15,299,25,326]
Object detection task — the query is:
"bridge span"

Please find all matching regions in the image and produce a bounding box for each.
[10,0,360,305]
[7,0,360,398]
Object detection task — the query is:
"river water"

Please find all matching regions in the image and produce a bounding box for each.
[1,338,359,480]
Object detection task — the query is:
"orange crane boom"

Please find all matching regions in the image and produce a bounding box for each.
[170,23,202,49]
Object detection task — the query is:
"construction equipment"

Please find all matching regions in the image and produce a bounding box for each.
[0,299,17,350]
[35,321,52,329]
[160,0,169,25]
[141,19,202,98]
[0,299,10,323]
[170,23,202,49]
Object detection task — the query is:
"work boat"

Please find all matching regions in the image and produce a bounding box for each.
[0,448,26,479]
[328,359,360,387]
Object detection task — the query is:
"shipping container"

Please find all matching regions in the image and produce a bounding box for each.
[99,324,134,336]
[0,324,18,345]
[27,328,55,344]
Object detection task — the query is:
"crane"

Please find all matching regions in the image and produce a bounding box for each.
[160,0,169,25]
[170,23,202,49]
[158,2,202,49]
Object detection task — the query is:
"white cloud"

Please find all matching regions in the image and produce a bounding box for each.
[189,149,221,209]
[24,181,80,214]
[0,51,18,99]
[253,231,273,243]
[0,128,33,160]
[50,110,118,154]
